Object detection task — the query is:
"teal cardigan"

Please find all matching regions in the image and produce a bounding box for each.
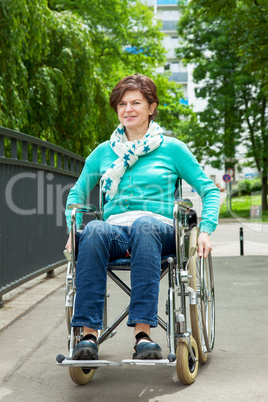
[66,136,220,235]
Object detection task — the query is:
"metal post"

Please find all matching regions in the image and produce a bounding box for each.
[226,183,229,213]
[229,182,232,211]
[46,269,55,278]
[240,227,244,256]
[0,296,4,309]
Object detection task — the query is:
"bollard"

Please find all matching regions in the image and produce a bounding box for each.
[240,227,244,256]
[46,269,55,278]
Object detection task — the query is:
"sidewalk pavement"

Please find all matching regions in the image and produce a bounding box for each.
[212,220,268,256]
[0,265,66,332]
[185,190,268,256]
[1,255,268,401]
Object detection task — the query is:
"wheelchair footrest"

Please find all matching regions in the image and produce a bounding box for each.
[122,359,176,366]
[56,355,121,368]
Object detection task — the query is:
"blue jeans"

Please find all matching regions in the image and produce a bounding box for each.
[71,216,175,330]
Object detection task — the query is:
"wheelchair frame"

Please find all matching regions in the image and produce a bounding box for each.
[56,183,215,385]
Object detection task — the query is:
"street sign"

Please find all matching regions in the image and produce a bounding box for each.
[223,173,231,183]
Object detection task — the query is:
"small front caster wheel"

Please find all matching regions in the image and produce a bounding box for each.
[69,367,95,385]
[176,336,199,385]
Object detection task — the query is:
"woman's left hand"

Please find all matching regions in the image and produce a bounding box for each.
[198,232,212,259]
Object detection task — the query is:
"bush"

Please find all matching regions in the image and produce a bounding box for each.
[231,178,262,197]
[250,178,262,193]
[232,180,251,196]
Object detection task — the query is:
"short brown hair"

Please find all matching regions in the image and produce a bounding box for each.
[110,74,159,121]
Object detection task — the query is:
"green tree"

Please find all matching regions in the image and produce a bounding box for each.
[189,0,268,95]
[1,0,195,156]
[177,0,268,211]
[0,0,97,154]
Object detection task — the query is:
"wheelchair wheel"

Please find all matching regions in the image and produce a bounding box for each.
[188,227,215,363]
[176,336,199,385]
[69,367,95,385]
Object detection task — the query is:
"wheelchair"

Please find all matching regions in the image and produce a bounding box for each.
[56,182,215,386]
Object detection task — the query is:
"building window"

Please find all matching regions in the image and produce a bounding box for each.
[160,20,178,31]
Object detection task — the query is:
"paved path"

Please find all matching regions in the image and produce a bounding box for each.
[0,266,66,332]
[1,255,268,401]
[212,221,268,256]
[184,190,268,257]
[0,214,267,401]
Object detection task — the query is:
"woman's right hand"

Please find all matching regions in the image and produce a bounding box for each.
[65,232,74,254]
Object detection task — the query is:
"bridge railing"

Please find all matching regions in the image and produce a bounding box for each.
[0,127,89,307]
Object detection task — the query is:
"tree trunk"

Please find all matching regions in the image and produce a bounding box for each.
[261,171,268,211]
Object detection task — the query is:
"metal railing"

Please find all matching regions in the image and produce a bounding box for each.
[0,126,87,307]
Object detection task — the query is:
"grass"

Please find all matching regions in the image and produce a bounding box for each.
[219,194,268,222]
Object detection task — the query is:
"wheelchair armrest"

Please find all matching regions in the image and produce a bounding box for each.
[174,199,193,210]
[67,203,97,214]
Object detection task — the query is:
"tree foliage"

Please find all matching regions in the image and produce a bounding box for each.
[0,0,194,156]
[0,0,97,154]
[189,0,268,94]
[178,15,242,167]
[176,0,268,210]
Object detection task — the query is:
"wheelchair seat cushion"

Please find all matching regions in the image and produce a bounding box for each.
[108,254,175,270]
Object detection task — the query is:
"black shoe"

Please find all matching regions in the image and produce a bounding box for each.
[132,331,163,360]
[72,334,99,360]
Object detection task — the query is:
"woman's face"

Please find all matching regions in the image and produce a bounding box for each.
[117,90,156,134]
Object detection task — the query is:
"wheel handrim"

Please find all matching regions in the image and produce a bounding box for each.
[200,254,215,352]
[195,256,208,356]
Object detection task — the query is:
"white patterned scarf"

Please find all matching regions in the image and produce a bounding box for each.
[102,121,164,201]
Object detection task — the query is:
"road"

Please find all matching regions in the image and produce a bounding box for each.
[1,254,268,401]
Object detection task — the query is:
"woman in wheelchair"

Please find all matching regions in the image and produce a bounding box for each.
[65,74,220,363]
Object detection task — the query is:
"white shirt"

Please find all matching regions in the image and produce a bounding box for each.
[106,210,173,227]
